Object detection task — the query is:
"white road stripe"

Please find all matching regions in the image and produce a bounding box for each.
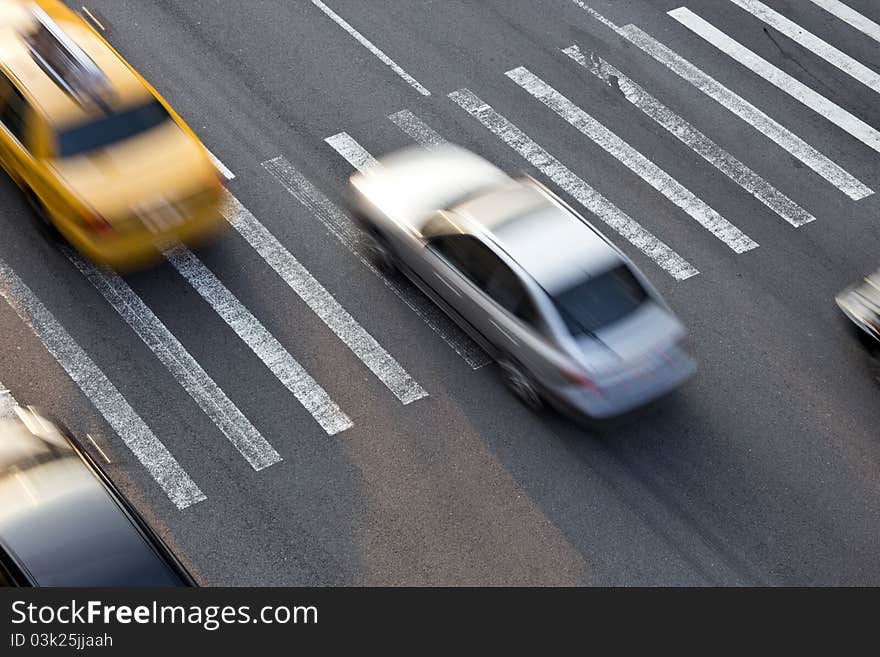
[0,381,15,420]
[309,0,430,96]
[164,245,353,435]
[263,156,489,370]
[617,23,872,200]
[0,258,205,509]
[727,0,880,94]
[565,0,873,200]
[325,132,378,170]
[219,190,429,403]
[205,148,235,181]
[388,109,448,146]
[64,248,282,471]
[669,7,880,155]
[508,66,757,253]
[809,0,880,44]
[566,46,816,228]
[448,88,699,281]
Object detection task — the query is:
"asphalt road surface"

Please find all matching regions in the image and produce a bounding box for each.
[2,0,880,585]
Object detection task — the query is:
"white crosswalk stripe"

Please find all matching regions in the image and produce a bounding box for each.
[325,132,378,169]
[508,66,758,253]
[0,381,15,420]
[669,7,880,155]
[262,155,489,369]
[615,22,873,200]
[565,46,816,228]
[725,0,880,96]
[448,87,699,281]
[566,0,873,200]
[164,245,354,435]
[64,248,283,472]
[219,189,430,402]
[809,0,880,44]
[388,109,448,147]
[205,148,235,181]
[0,258,206,509]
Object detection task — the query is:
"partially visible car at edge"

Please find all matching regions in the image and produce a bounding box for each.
[0,405,196,587]
[836,269,880,383]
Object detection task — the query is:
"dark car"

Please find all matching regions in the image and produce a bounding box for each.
[836,269,880,383]
[0,405,195,587]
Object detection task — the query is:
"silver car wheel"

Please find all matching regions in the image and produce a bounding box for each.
[499,359,542,411]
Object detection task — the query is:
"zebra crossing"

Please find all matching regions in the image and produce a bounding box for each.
[0,152,433,509]
[320,0,877,277]
[2,0,879,513]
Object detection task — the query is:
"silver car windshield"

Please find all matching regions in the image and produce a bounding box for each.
[552,265,647,335]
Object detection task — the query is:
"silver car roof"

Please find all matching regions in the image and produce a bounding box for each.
[450,179,623,294]
[351,144,510,225]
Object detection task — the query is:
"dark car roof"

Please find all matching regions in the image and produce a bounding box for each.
[0,413,190,586]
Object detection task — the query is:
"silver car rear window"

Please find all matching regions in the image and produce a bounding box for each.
[552,265,647,335]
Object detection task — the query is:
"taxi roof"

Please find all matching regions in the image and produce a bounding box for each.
[0,0,152,128]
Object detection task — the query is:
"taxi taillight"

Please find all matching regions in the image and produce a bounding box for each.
[83,212,113,235]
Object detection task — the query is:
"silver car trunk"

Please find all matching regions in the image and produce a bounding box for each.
[573,302,686,378]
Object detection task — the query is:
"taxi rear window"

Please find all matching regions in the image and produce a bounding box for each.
[56,100,170,158]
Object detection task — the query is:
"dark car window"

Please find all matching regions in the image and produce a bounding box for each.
[0,560,14,587]
[484,260,538,324]
[552,264,648,335]
[56,99,170,158]
[0,75,32,148]
[430,234,539,325]
[429,234,496,288]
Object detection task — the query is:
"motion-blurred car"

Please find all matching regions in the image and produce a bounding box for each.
[0,405,195,586]
[0,0,224,269]
[835,269,880,382]
[349,145,695,420]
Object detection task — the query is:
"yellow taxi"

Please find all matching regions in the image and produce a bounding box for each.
[0,0,225,270]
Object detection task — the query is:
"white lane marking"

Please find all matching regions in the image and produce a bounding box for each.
[325,132,378,170]
[309,0,430,96]
[809,0,880,44]
[565,0,873,200]
[669,7,880,155]
[448,88,699,281]
[263,156,490,370]
[388,109,448,146]
[164,245,353,435]
[567,0,620,30]
[64,249,282,471]
[0,381,15,420]
[727,0,880,94]
[0,259,205,509]
[508,66,757,253]
[219,190,428,403]
[617,23,872,200]
[566,46,815,228]
[205,148,235,181]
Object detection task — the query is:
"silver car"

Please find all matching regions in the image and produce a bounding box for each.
[349,145,695,420]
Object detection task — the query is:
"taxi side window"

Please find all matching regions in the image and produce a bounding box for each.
[0,74,31,149]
